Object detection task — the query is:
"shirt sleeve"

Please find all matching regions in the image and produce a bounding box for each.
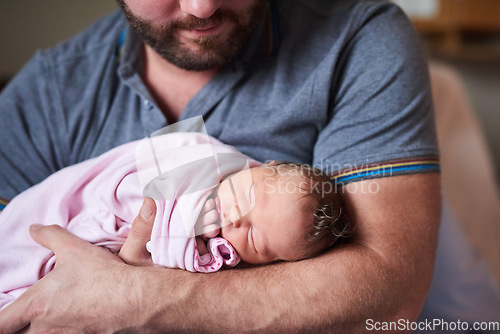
[313,2,440,184]
[0,51,69,202]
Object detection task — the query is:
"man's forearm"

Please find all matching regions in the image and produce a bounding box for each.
[134,173,441,332]
[134,245,410,332]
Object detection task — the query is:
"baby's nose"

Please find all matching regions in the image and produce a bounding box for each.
[233,219,241,228]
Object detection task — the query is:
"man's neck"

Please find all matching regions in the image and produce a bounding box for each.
[141,44,220,124]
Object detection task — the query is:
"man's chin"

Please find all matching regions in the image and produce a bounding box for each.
[169,55,226,72]
[152,36,231,71]
[161,48,230,71]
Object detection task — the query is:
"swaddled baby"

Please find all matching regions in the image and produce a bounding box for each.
[0,132,350,309]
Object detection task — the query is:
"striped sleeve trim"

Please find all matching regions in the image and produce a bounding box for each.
[331,156,440,185]
[0,197,8,212]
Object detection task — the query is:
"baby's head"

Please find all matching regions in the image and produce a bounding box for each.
[215,161,350,265]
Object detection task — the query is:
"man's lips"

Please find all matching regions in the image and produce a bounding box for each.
[192,24,220,32]
[180,22,225,37]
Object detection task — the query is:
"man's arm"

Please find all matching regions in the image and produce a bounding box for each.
[0,173,440,333]
[139,173,439,331]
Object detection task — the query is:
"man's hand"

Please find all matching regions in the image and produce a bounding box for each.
[0,199,157,333]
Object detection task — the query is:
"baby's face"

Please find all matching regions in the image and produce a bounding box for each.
[215,165,314,264]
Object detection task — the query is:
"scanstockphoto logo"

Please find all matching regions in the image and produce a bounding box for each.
[133,117,384,240]
[336,178,381,194]
[311,159,357,176]
[315,159,403,194]
[263,160,385,195]
[366,318,500,332]
[259,162,338,196]
[134,116,253,238]
[314,159,395,186]
[135,117,222,201]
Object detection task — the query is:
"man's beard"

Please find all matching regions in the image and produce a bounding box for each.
[117,1,265,71]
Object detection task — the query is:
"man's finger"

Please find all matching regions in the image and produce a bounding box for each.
[29,224,87,259]
[118,198,156,265]
[0,295,31,334]
[0,271,53,334]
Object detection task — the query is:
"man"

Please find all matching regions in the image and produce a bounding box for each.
[0,0,440,332]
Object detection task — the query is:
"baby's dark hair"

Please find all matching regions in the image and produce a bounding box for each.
[268,162,351,257]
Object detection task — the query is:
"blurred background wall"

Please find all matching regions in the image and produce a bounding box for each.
[0,0,499,185]
[393,0,500,186]
[0,0,117,81]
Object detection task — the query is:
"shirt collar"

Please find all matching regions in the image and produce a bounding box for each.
[236,0,279,65]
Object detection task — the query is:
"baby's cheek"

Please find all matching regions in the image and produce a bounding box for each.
[223,230,243,256]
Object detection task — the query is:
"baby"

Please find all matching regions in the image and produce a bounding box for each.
[196,161,351,265]
[0,132,350,309]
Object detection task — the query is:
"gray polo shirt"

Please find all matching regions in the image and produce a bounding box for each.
[0,0,439,205]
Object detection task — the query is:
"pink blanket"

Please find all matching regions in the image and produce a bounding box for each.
[0,132,259,310]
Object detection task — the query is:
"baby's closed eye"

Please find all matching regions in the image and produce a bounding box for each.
[248,225,258,253]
